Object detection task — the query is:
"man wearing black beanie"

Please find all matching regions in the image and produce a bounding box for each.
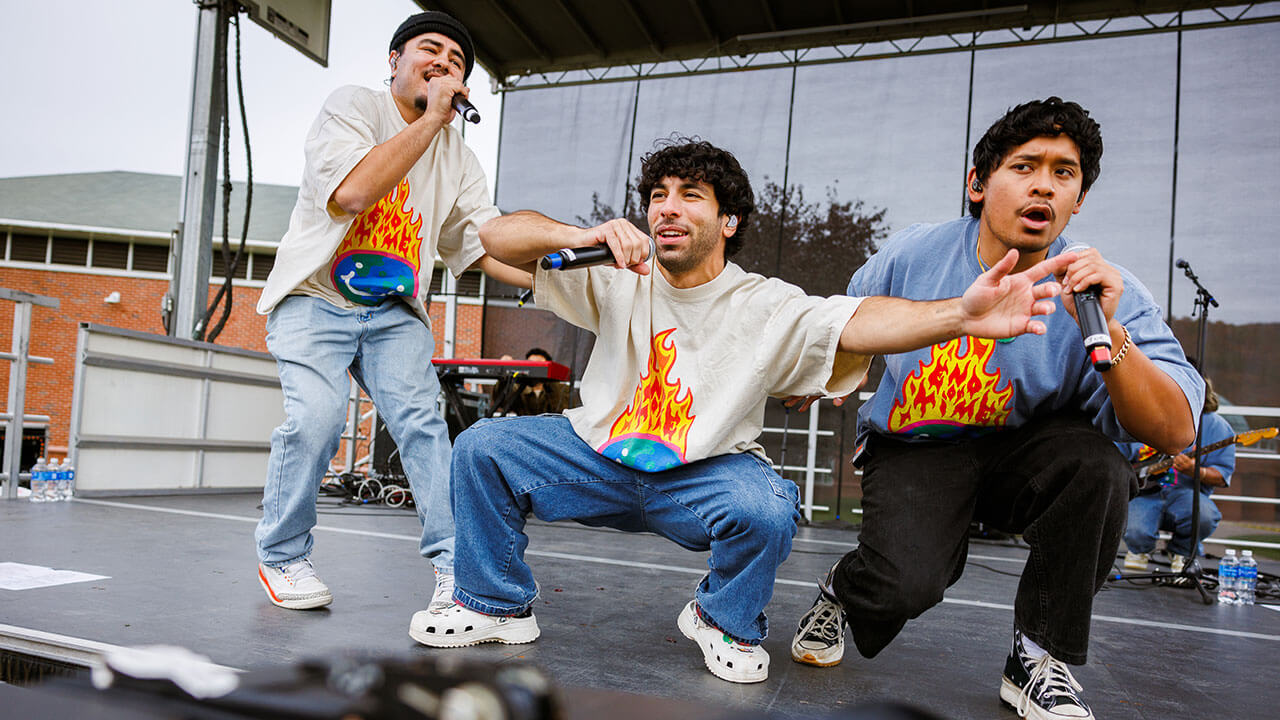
[253,11,529,616]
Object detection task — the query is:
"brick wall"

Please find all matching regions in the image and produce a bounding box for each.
[0,266,486,464]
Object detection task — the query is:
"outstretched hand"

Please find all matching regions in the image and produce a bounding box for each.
[959,249,1076,339]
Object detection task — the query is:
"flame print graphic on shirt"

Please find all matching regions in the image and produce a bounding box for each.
[599,329,696,472]
[888,337,1014,439]
[329,178,423,305]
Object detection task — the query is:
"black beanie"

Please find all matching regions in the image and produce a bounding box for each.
[389,11,475,81]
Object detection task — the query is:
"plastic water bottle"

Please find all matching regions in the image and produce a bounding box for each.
[46,459,61,502]
[1217,549,1238,605]
[46,458,61,501]
[50,459,65,502]
[51,458,65,501]
[28,457,47,503]
[59,458,75,500]
[1238,550,1257,606]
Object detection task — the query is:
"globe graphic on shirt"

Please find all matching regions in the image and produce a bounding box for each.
[901,420,1001,441]
[332,252,415,306]
[601,435,683,472]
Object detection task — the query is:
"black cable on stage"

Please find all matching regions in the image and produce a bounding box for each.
[967,561,1025,579]
[198,1,252,343]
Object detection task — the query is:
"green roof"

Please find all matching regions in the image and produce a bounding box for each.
[0,171,298,245]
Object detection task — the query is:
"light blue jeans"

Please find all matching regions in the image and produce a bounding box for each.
[1123,485,1222,558]
[255,295,454,570]
[449,414,800,644]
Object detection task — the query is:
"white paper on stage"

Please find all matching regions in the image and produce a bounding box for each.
[0,561,109,590]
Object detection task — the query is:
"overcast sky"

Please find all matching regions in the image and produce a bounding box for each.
[0,0,501,187]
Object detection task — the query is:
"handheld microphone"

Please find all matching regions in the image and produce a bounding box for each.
[452,94,480,124]
[540,238,656,271]
[1063,243,1112,371]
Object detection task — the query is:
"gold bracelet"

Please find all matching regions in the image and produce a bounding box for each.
[1110,326,1132,368]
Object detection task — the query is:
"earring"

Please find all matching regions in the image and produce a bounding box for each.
[970,179,982,192]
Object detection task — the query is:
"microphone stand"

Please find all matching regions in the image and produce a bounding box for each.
[1179,259,1218,604]
[1109,260,1217,604]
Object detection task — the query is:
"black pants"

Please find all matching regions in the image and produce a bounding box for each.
[831,413,1136,665]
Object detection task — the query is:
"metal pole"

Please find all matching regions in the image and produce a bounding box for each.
[171,2,227,339]
[2,302,31,499]
[443,274,458,359]
[344,376,361,474]
[1166,15,1183,320]
[802,399,820,522]
[195,348,213,488]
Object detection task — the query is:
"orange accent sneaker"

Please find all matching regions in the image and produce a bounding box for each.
[258,559,332,610]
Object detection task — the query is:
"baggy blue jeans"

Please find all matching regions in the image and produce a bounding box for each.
[449,414,801,644]
[255,295,454,570]
[1123,485,1222,558]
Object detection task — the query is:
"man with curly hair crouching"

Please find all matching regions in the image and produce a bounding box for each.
[409,138,1078,684]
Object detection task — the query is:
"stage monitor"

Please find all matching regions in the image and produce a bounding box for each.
[241,0,332,67]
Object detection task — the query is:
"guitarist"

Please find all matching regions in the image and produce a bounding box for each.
[1120,378,1235,573]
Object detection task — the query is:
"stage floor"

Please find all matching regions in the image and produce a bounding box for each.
[2,492,1277,718]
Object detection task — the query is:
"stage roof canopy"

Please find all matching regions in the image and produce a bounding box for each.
[415,1,1263,81]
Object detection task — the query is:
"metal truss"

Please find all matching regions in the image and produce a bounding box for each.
[496,3,1280,92]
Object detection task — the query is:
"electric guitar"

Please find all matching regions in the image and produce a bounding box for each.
[1134,426,1277,490]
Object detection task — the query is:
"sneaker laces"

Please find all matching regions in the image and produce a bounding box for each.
[281,559,317,582]
[430,570,455,607]
[1016,654,1086,717]
[798,597,843,644]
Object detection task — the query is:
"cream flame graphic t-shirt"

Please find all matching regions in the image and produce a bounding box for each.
[534,261,871,472]
[257,85,494,323]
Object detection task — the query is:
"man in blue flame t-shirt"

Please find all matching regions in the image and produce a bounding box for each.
[792,98,1203,720]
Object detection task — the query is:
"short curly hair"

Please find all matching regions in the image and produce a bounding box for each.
[969,97,1103,219]
[637,138,755,258]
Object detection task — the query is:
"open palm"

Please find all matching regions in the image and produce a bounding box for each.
[960,249,1074,339]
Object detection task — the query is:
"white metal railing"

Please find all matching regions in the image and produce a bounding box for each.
[764,401,831,521]
[0,288,57,500]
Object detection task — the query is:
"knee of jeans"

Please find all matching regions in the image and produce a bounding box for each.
[740,497,798,545]
[1123,526,1155,548]
[280,403,346,445]
[708,502,793,549]
[1198,511,1221,534]
[451,425,498,470]
[454,423,487,450]
[885,569,947,618]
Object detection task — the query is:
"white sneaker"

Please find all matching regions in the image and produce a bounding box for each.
[1123,551,1149,571]
[791,592,845,667]
[430,567,455,609]
[791,561,846,667]
[258,559,333,610]
[1000,632,1093,719]
[1170,554,1187,574]
[677,601,769,684]
[408,603,540,648]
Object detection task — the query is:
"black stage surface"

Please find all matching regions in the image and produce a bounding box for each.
[3,493,1278,718]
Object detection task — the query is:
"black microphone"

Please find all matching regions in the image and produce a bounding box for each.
[1175,258,1189,269]
[452,94,480,124]
[540,238,656,271]
[1063,243,1113,371]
